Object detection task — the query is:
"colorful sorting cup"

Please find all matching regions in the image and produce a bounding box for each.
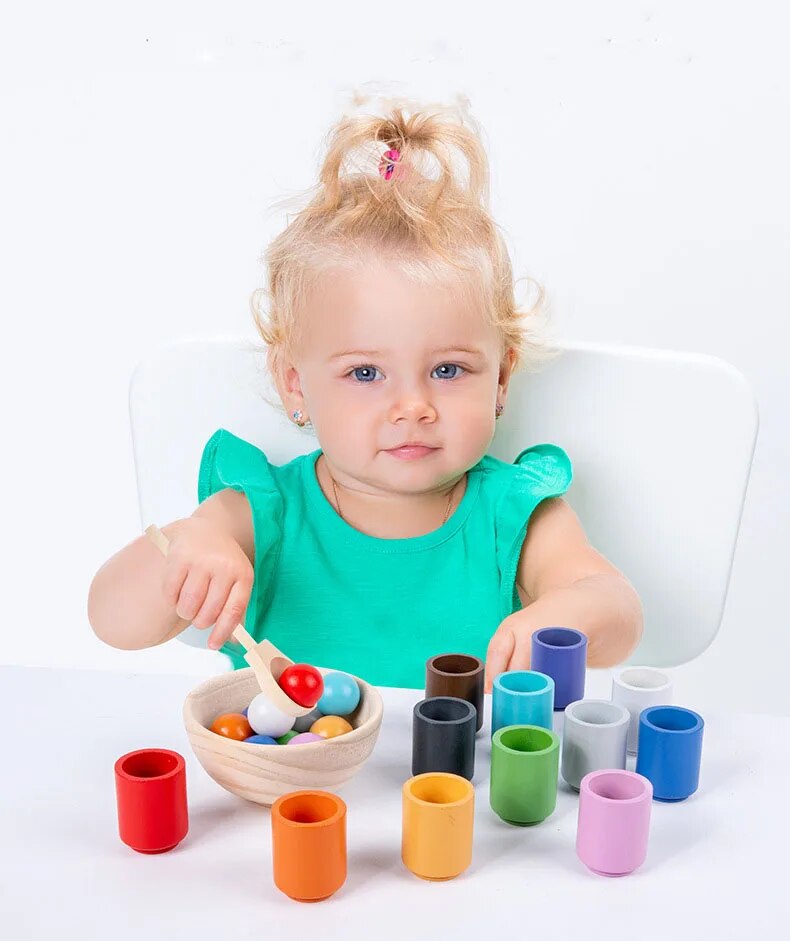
[271,791,347,901]
[412,697,477,781]
[561,699,630,790]
[635,706,704,802]
[402,773,475,881]
[531,627,588,709]
[491,670,554,737]
[611,666,673,754]
[576,770,653,876]
[426,653,485,732]
[490,725,560,826]
[114,748,189,854]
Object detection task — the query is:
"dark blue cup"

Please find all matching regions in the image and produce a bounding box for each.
[635,705,704,802]
[530,627,588,710]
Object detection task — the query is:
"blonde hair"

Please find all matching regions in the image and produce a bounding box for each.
[251,92,553,381]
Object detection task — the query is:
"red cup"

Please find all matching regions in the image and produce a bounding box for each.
[114,748,189,853]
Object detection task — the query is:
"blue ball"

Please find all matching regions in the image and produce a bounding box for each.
[317,672,360,717]
[244,734,278,746]
[242,706,249,717]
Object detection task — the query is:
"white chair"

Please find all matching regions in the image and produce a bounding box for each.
[129,336,758,667]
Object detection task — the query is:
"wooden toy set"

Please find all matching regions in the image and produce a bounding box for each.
[114,532,705,900]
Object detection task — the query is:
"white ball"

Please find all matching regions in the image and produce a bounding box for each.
[247,693,296,739]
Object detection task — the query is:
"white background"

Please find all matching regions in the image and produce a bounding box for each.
[2,2,788,712]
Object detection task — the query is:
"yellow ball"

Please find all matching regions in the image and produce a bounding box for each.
[310,715,353,739]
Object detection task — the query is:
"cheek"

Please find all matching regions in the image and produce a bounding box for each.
[442,383,495,422]
[328,383,378,419]
[304,375,355,413]
[442,390,496,451]
[309,382,376,440]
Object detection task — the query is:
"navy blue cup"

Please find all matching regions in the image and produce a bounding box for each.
[635,705,704,802]
[530,627,588,710]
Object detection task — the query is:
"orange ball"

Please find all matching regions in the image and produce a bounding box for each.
[310,715,353,740]
[211,712,254,741]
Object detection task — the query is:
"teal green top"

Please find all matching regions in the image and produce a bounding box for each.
[197,428,573,689]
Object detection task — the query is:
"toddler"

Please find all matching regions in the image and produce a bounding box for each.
[88,95,643,692]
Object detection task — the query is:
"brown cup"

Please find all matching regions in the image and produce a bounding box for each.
[426,654,485,732]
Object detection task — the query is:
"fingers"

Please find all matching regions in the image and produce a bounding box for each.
[485,626,515,693]
[163,559,189,609]
[175,569,210,622]
[508,638,532,673]
[191,577,231,631]
[207,578,252,650]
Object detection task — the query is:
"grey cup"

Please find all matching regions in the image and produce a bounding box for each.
[561,700,630,790]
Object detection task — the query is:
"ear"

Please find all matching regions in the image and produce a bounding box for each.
[269,347,308,420]
[497,347,517,404]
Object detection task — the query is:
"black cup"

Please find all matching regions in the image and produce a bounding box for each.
[412,697,477,781]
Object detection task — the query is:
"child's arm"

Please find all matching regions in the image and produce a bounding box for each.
[87,488,255,652]
[485,497,643,691]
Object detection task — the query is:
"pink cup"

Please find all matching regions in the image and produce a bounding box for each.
[576,770,652,876]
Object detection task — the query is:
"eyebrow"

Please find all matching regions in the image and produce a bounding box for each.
[329,346,486,361]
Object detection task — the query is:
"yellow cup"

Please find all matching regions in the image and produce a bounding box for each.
[401,772,475,881]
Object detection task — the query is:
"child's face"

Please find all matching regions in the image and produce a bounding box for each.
[282,257,514,494]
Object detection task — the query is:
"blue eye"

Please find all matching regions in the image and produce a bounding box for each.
[432,363,465,380]
[348,363,465,382]
[350,366,381,383]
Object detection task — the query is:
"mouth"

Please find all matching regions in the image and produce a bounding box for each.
[384,443,440,460]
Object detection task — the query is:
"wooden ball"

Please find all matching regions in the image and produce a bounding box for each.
[293,707,323,733]
[310,715,353,740]
[277,664,324,708]
[211,712,254,741]
[247,693,296,739]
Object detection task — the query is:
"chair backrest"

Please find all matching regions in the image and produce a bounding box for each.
[129,336,758,667]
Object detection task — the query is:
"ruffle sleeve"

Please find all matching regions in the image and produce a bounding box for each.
[495,443,574,618]
[197,428,284,664]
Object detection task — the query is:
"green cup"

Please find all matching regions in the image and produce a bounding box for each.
[490,725,560,826]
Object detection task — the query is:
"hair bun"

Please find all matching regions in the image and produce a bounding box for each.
[254,91,551,382]
[378,147,405,181]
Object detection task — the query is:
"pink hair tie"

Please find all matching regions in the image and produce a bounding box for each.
[378,147,402,180]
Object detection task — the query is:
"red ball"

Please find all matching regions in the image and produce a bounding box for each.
[278,664,324,708]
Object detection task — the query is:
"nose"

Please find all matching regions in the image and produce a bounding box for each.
[387,389,437,424]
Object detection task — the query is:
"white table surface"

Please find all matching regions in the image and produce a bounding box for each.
[1,664,787,939]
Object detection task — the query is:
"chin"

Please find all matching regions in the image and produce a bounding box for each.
[386,460,462,490]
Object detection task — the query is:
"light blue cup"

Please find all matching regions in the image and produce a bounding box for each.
[492,671,555,736]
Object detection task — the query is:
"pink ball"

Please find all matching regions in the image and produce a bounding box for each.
[287,733,323,746]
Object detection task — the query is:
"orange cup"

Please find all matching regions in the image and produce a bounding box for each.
[271,790,347,902]
[402,772,475,881]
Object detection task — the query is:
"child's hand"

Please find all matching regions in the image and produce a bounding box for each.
[162,517,254,650]
[484,613,536,693]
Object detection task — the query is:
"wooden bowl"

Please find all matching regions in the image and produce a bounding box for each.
[183,666,384,805]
